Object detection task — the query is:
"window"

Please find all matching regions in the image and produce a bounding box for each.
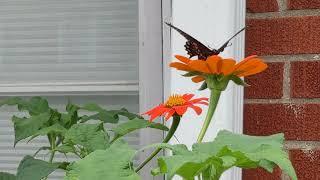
[0,0,164,179]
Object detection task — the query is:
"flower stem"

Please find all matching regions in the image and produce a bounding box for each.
[49,151,55,163]
[135,115,180,172]
[48,134,56,163]
[197,89,221,143]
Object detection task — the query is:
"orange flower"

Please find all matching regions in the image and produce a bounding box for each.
[143,94,208,122]
[170,55,267,83]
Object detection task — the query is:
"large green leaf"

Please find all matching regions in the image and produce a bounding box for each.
[111,118,169,142]
[12,113,51,145]
[16,156,60,180]
[153,130,297,180]
[65,140,140,180]
[0,97,49,115]
[0,172,16,180]
[64,123,109,152]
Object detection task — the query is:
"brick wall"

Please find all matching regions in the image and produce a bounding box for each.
[243,0,320,179]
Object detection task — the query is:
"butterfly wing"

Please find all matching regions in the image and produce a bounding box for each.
[166,23,213,59]
[216,27,246,53]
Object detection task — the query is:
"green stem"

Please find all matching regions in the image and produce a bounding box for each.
[48,134,56,163]
[135,115,181,172]
[49,151,55,163]
[197,89,222,143]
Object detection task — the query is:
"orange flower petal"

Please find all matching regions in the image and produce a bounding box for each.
[234,55,258,70]
[192,76,205,83]
[165,109,176,121]
[234,56,260,71]
[206,55,222,74]
[234,59,267,76]
[174,105,188,115]
[170,62,193,71]
[236,62,268,77]
[175,55,191,64]
[189,97,209,103]
[188,60,211,73]
[220,59,236,75]
[182,94,194,101]
[195,101,209,106]
[190,105,202,115]
[149,107,169,122]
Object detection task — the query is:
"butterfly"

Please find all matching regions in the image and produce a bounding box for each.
[166,23,245,90]
[165,23,245,60]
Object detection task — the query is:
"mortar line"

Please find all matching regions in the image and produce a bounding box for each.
[247,9,320,19]
[260,54,320,62]
[283,61,290,99]
[285,141,320,150]
[245,98,320,104]
[277,0,287,12]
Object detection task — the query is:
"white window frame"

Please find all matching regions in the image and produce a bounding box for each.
[163,1,246,180]
[138,0,164,179]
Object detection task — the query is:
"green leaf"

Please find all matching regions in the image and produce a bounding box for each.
[16,156,60,180]
[80,104,119,123]
[65,140,140,180]
[12,113,51,145]
[29,124,67,142]
[154,130,297,180]
[64,123,109,152]
[1,97,49,115]
[111,118,169,142]
[0,172,16,180]
[229,75,249,87]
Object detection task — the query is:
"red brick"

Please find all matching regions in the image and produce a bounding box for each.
[247,0,279,13]
[290,150,320,179]
[244,104,320,141]
[245,62,284,99]
[288,0,320,10]
[291,61,320,98]
[246,16,320,56]
[243,168,281,180]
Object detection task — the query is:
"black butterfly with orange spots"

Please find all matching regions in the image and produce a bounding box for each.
[166,23,245,60]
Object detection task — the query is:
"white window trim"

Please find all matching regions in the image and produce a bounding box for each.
[164,1,245,180]
[138,0,164,179]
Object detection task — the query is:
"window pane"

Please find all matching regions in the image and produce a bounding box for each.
[0,0,138,84]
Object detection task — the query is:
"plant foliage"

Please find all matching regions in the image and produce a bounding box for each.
[0,97,168,180]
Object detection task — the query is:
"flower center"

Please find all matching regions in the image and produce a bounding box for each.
[165,94,186,107]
